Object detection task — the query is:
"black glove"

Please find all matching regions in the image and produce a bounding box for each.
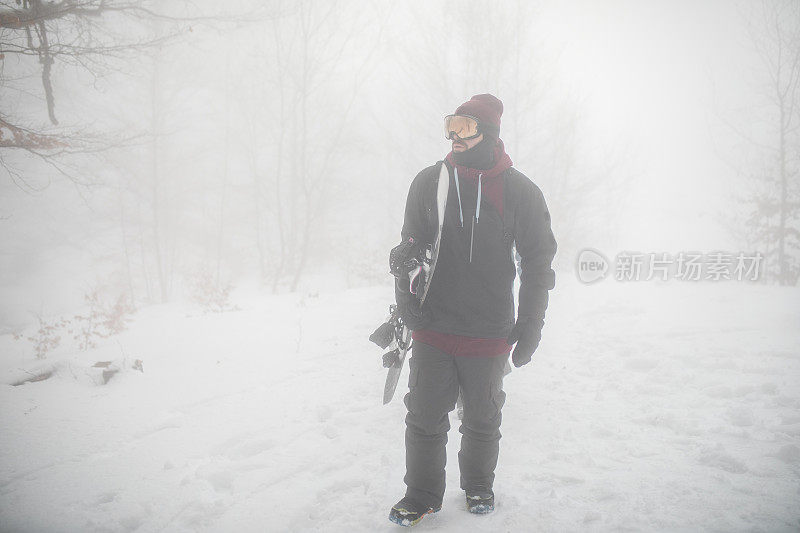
[389,237,423,279]
[397,288,426,330]
[394,269,427,330]
[507,317,543,368]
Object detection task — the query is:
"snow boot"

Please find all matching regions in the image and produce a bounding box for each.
[388,497,441,527]
[465,489,495,514]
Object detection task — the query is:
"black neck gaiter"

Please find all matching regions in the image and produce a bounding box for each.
[452,137,496,170]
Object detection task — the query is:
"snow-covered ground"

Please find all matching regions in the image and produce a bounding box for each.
[1,276,799,532]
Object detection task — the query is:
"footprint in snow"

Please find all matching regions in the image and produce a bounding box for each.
[624,358,659,372]
[725,406,755,427]
[317,404,333,422]
[323,424,339,439]
[118,514,144,532]
[195,465,235,493]
[94,492,117,505]
[227,438,276,460]
[769,444,800,464]
[210,434,275,460]
[698,448,749,474]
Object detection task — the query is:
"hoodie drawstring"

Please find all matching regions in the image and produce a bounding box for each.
[469,173,482,263]
[476,173,482,223]
[453,167,464,228]
[455,168,483,263]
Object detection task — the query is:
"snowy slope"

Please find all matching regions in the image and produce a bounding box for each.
[1,278,799,532]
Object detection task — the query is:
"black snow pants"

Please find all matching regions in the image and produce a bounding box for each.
[403,340,508,508]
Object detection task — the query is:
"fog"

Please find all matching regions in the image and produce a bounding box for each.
[1,0,797,319]
[2,2,800,530]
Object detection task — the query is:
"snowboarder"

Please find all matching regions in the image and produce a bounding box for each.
[389,94,557,526]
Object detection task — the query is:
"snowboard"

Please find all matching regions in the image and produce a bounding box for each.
[383,161,450,405]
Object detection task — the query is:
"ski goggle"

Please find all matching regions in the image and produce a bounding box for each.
[444,114,481,140]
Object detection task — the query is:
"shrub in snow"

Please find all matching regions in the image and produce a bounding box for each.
[188,269,237,313]
[15,315,70,359]
[14,291,135,358]
[70,290,135,351]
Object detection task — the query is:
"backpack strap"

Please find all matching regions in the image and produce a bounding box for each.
[426,160,447,234]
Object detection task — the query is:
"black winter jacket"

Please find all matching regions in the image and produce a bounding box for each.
[396,160,557,338]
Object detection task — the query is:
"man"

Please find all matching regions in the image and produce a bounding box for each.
[388,94,557,527]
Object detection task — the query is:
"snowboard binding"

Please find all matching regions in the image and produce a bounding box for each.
[369,304,412,368]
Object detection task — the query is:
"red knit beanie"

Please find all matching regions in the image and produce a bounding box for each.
[454,94,503,138]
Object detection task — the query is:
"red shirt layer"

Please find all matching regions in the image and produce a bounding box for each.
[412,329,511,357]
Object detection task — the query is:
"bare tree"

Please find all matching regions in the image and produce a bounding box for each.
[240,0,384,292]
[0,0,252,185]
[735,0,800,285]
